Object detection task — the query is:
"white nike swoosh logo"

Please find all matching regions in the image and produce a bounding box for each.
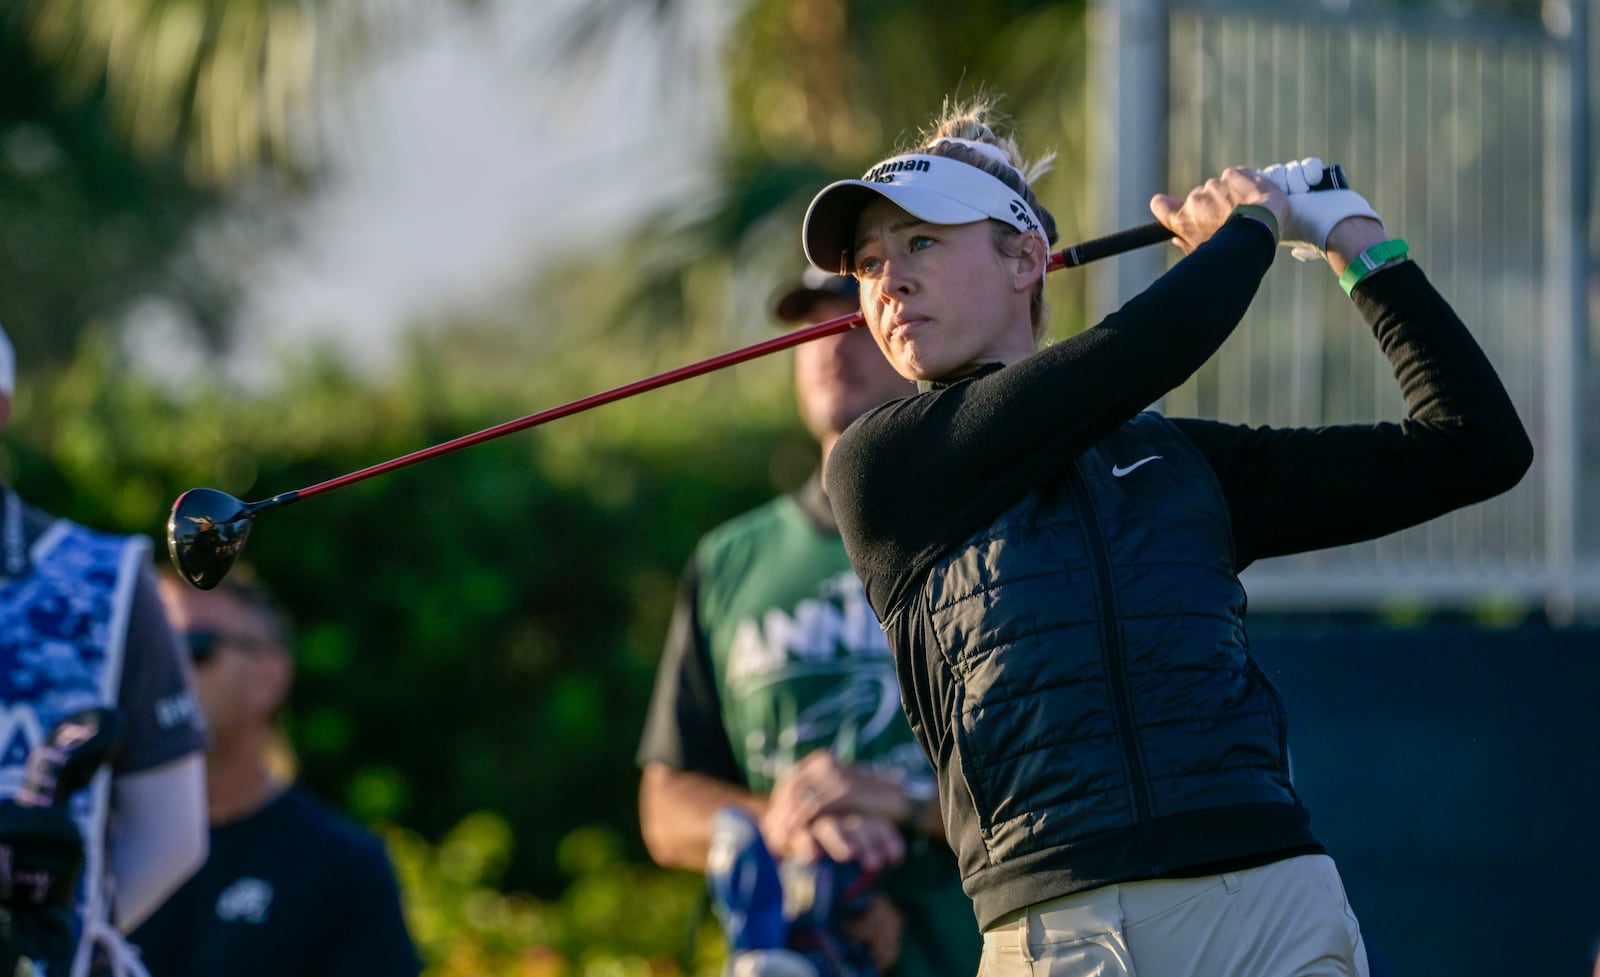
[1111,455,1163,477]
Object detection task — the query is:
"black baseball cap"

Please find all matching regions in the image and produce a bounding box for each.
[772,268,859,324]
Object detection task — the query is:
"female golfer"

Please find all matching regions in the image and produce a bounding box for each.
[795,97,1532,977]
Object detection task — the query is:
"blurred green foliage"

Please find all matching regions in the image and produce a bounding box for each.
[388,813,723,976]
[3,325,809,901]
[0,7,216,369]
[0,325,817,977]
[12,0,317,186]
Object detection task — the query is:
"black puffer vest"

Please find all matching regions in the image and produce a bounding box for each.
[908,412,1319,928]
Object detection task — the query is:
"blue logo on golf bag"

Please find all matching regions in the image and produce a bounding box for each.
[705,807,879,977]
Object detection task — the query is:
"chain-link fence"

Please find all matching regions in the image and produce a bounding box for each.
[1090,0,1596,616]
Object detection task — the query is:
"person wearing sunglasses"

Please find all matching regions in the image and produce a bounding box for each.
[129,567,418,977]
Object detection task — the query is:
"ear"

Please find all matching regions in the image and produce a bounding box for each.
[1011,234,1048,294]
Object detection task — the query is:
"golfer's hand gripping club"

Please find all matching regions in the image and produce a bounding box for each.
[1260,158,1380,262]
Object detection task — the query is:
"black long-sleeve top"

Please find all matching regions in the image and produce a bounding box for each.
[826,217,1534,625]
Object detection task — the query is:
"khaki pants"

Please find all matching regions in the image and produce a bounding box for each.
[978,855,1369,977]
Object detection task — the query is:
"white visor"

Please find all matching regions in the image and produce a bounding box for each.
[802,153,1047,273]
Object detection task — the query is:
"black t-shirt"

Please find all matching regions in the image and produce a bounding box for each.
[129,786,419,977]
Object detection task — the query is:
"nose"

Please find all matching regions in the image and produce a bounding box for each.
[880,255,915,295]
[868,262,912,315]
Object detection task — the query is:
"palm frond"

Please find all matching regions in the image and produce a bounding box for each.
[21,0,319,186]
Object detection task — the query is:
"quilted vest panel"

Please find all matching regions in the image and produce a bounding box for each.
[922,413,1295,876]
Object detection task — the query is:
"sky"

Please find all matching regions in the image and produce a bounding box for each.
[129,0,732,385]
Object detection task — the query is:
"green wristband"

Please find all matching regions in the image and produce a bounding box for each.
[1339,238,1409,296]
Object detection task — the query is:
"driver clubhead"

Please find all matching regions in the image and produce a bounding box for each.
[167,487,253,590]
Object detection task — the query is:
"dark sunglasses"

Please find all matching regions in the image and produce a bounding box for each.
[184,629,271,665]
[184,630,222,665]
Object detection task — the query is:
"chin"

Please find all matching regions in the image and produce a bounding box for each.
[894,348,942,383]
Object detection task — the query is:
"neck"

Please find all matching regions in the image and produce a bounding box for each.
[205,731,282,824]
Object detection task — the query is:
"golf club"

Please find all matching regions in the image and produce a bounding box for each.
[164,217,1192,590]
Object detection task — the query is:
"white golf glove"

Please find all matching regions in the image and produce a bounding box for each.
[1260,157,1382,262]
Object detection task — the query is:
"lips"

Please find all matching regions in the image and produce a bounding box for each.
[886,314,929,339]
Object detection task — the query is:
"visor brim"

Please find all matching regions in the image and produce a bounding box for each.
[802,180,992,273]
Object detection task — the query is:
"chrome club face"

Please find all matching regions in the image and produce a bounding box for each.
[167,488,255,590]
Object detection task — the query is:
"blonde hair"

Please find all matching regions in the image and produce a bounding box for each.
[912,95,1058,341]
[916,94,1057,189]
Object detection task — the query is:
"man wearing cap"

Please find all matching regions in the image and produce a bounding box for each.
[129,567,418,977]
[635,273,979,977]
[0,324,209,976]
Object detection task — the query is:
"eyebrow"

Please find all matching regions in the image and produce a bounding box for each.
[854,216,929,255]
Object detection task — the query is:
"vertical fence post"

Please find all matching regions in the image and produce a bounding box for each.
[1542,0,1589,620]
[1089,0,1170,325]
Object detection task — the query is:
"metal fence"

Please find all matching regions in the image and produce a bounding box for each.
[1089,0,1597,616]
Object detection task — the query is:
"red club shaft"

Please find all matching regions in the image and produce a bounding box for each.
[289,219,1178,503]
[292,312,867,501]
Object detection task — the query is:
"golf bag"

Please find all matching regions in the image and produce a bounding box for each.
[706,806,880,977]
[0,708,124,977]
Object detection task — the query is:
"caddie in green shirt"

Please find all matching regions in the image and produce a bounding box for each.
[636,270,980,977]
